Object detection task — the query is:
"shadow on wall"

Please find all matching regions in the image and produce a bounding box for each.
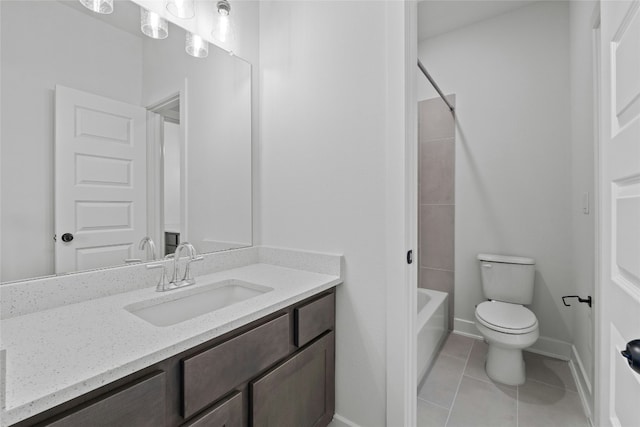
[455,119,508,247]
[532,270,572,343]
[453,115,573,347]
[333,267,387,426]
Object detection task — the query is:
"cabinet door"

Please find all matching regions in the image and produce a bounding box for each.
[44,371,166,427]
[181,391,242,427]
[182,314,290,419]
[250,332,334,427]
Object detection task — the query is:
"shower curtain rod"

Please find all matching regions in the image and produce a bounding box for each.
[417,59,454,112]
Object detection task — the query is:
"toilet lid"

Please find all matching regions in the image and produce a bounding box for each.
[475,301,538,334]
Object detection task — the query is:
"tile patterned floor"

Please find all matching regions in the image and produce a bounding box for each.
[417,334,589,427]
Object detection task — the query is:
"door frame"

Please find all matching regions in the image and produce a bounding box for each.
[146,90,186,258]
[592,3,603,424]
[386,1,418,426]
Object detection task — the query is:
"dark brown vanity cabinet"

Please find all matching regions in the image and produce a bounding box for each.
[181,314,291,419]
[181,392,243,427]
[18,289,336,427]
[251,331,335,427]
[43,372,167,427]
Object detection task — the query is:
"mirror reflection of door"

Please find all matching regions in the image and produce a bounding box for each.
[54,85,147,274]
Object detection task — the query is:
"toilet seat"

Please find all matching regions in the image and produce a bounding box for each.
[475,300,538,335]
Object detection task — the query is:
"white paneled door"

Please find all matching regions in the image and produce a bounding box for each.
[55,85,147,274]
[598,1,640,425]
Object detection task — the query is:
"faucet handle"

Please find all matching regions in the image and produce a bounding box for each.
[148,263,170,292]
[182,255,204,282]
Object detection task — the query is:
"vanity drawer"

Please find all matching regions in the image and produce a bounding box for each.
[181,314,290,419]
[295,292,335,347]
[44,371,166,427]
[182,391,242,427]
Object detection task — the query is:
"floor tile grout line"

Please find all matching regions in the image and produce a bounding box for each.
[417,395,451,412]
[418,266,455,273]
[461,368,574,394]
[516,383,519,427]
[444,338,474,427]
[440,352,471,362]
[525,377,575,393]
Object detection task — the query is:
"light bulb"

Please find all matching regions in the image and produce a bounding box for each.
[186,33,208,58]
[141,8,168,40]
[217,0,231,16]
[166,0,195,19]
[79,0,113,14]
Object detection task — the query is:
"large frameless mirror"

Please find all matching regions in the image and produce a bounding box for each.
[0,0,252,283]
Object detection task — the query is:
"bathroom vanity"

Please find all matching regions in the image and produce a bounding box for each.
[0,2,340,425]
[0,247,342,427]
[14,291,335,427]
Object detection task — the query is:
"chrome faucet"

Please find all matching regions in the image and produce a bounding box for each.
[138,237,157,261]
[148,242,203,292]
[171,242,195,284]
[156,242,203,291]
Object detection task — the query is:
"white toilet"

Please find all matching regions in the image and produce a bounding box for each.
[474,253,539,386]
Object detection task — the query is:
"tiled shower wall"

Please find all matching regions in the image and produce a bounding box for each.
[418,95,455,328]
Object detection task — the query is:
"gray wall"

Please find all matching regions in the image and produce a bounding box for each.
[418,96,456,328]
[418,2,575,352]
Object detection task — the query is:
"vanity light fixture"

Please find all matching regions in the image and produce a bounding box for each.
[186,32,208,58]
[217,0,231,16]
[211,0,234,49]
[166,0,195,19]
[79,0,113,14]
[141,7,168,40]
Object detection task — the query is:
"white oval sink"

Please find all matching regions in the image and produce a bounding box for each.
[125,279,272,327]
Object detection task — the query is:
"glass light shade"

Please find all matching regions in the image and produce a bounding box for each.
[140,8,168,40]
[211,14,235,52]
[79,0,113,14]
[217,0,230,16]
[186,33,208,58]
[166,0,195,19]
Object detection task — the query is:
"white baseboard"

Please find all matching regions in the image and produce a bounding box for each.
[527,336,572,360]
[454,318,572,361]
[329,414,362,427]
[569,345,594,425]
[453,318,482,339]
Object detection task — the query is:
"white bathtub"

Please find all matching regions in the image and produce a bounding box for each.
[417,288,449,385]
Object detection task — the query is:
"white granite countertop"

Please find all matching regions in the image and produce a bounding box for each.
[0,262,341,426]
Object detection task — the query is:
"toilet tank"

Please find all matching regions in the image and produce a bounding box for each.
[478,254,536,305]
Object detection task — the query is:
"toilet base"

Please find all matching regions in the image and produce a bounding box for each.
[485,345,525,386]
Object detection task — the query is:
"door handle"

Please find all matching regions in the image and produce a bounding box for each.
[621,339,640,374]
[61,233,74,243]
